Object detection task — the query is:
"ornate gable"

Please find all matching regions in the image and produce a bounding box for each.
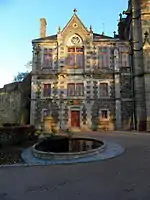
[60,9,91,41]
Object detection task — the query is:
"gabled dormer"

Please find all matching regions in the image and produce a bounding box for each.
[57,9,93,45]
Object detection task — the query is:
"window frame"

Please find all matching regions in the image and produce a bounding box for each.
[99,109,110,120]
[98,47,110,69]
[76,83,84,96]
[43,83,51,98]
[66,47,84,68]
[67,83,84,97]
[42,48,53,69]
[99,82,109,97]
[67,83,75,96]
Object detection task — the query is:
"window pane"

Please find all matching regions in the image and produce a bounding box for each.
[43,84,51,97]
[68,47,75,52]
[43,48,53,68]
[100,83,108,96]
[76,47,83,52]
[76,83,84,96]
[43,109,49,117]
[99,47,109,68]
[101,110,108,119]
[120,46,129,67]
[67,83,75,96]
[66,54,75,66]
[76,54,83,68]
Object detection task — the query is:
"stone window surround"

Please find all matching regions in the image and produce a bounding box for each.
[98,46,111,69]
[41,82,52,99]
[67,82,84,96]
[98,80,111,98]
[65,46,84,69]
[40,45,57,69]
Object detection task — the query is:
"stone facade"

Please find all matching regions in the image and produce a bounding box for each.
[119,0,150,131]
[30,11,132,131]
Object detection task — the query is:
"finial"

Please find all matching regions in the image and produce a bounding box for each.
[73,8,77,13]
[102,23,105,35]
[143,31,149,45]
[119,13,122,21]
[58,26,61,33]
[144,31,149,38]
[113,31,116,38]
[90,25,93,33]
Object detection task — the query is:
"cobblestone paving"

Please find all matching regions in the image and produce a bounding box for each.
[0,131,150,200]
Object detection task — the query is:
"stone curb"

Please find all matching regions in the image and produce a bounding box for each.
[0,140,124,168]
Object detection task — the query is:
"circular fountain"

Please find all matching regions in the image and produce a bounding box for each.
[32,135,105,161]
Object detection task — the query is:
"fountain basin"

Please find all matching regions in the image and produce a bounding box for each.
[32,136,105,161]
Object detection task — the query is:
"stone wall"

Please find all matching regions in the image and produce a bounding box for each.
[0,82,21,125]
[0,74,31,125]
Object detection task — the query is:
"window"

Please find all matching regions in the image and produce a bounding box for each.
[67,83,84,96]
[98,47,110,68]
[43,48,53,68]
[99,83,109,97]
[101,110,108,119]
[67,83,75,96]
[76,83,84,96]
[66,47,84,68]
[43,84,51,97]
[43,109,49,117]
[120,46,129,67]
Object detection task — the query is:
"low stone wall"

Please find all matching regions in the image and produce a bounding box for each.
[0,125,35,147]
[32,137,106,161]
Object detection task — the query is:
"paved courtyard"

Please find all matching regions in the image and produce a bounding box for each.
[0,131,150,200]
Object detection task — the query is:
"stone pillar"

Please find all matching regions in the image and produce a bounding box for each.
[114,48,122,129]
[141,0,150,131]
[131,0,147,130]
[30,76,37,125]
[114,74,121,129]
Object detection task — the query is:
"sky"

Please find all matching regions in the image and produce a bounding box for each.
[0,0,128,88]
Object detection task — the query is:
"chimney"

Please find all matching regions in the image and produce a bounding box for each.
[40,18,47,38]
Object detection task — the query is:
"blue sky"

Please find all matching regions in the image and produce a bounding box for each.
[0,0,128,87]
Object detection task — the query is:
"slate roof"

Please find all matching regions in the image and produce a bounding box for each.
[32,34,57,43]
[93,33,113,41]
[32,33,113,43]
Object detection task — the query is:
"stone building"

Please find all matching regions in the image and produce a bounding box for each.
[118,0,150,131]
[30,10,132,132]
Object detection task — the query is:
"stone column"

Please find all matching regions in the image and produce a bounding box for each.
[114,48,121,129]
[30,76,37,125]
[114,74,121,129]
[131,0,147,130]
[141,0,150,131]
